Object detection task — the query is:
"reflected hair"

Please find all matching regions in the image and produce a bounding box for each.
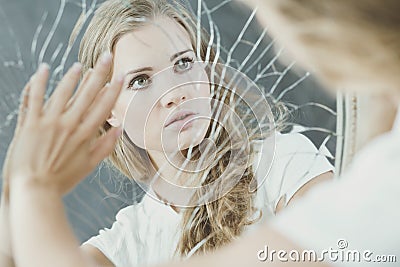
[265,0,400,83]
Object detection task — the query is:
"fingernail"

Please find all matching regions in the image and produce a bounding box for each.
[72,62,82,73]
[100,52,112,65]
[38,63,49,73]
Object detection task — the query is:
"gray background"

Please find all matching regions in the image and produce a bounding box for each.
[0,0,336,242]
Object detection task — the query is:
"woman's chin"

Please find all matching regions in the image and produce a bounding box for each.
[177,133,205,151]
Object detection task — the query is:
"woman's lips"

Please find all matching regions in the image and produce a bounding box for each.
[165,111,198,130]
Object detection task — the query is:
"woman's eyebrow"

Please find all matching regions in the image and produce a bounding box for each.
[126,67,153,75]
[170,49,194,61]
[125,49,193,75]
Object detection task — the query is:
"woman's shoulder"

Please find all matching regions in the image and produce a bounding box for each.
[255,130,333,170]
[114,193,182,233]
[82,193,182,266]
[256,130,328,152]
[252,131,334,211]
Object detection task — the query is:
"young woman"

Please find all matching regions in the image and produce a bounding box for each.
[151,0,400,266]
[0,1,333,267]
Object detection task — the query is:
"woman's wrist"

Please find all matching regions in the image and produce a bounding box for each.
[9,175,61,198]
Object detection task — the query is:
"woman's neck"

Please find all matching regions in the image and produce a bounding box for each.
[147,149,189,185]
[147,149,194,210]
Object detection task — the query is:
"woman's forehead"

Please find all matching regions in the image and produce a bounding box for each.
[115,17,192,58]
[112,17,193,73]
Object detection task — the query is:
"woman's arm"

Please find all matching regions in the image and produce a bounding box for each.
[5,182,114,267]
[80,244,115,267]
[10,180,97,267]
[0,79,32,267]
[0,193,15,267]
[155,224,330,267]
[7,53,123,267]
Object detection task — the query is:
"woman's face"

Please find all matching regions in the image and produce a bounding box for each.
[110,17,211,154]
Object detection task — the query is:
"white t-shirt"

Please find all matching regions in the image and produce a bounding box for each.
[83,132,333,267]
[270,110,400,266]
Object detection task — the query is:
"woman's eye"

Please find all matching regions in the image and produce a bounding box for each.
[174,57,194,73]
[128,74,151,90]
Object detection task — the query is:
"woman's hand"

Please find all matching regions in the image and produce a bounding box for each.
[6,53,124,196]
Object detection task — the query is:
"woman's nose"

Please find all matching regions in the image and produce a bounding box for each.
[160,87,187,108]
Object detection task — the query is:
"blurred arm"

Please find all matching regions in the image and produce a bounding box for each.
[9,178,96,267]
[0,189,15,267]
[156,225,330,267]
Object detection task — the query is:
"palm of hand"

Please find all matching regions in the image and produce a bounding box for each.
[5,54,124,197]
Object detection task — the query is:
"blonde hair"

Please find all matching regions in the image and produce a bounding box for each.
[265,0,400,85]
[70,0,282,256]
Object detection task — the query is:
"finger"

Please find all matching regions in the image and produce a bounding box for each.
[89,126,122,167]
[78,74,124,137]
[82,81,108,117]
[67,52,112,123]
[28,63,49,119]
[15,81,31,135]
[46,62,82,115]
[65,68,93,109]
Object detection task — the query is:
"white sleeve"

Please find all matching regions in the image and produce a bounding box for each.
[269,131,400,266]
[268,132,334,207]
[82,205,138,267]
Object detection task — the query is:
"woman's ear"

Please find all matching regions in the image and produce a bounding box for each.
[107,111,121,127]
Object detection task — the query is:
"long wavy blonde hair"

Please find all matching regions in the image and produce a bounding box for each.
[70,0,284,256]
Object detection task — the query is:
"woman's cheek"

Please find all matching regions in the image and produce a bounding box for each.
[121,95,148,148]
